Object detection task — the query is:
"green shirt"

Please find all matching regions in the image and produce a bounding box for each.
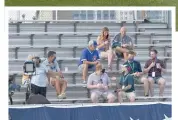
[123,60,142,74]
[119,74,135,92]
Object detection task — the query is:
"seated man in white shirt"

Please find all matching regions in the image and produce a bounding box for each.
[42,51,67,99]
[87,64,116,103]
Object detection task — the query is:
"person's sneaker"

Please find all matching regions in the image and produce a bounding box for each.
[159,96,167,101]
[144,94,149,97]
[61,93,66,99]
[82,81,87,87]
[108,65,112,71]
[58,93,66,99]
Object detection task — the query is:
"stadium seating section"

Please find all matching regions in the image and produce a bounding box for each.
[8,20,172,104]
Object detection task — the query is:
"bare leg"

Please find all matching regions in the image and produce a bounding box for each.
[141,77,149,96]
[118,91,124,103]
[51,78,61,95]
[115,46,129,53]
[108,50,115,69]
[123,52,128,62]
[82,64,88,81]
[60,79,67,94]
[158,78,166,96]
[91,92,99,103]
[55,79,61,95]
[107,93,115,103]
[148,77,154,97]
[128,93,135,102]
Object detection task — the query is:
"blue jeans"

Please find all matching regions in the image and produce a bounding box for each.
[9,83,21,92]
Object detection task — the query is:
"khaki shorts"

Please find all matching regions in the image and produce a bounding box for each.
[133,76,142,84]
[121,91,136,100]
[91,91,116,100]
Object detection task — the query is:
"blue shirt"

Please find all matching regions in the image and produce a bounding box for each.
[78,48,100,67]
[31,63,48,87]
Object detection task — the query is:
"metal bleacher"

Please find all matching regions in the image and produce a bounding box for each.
[8,20,172,104]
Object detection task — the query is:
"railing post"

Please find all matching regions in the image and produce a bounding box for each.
[45,21,50,32]
[30,34,34,46]
[58,34,63,45]
[74,21,78,32]
[44,47,48,58]
[17,22,22,33]
[87,34,92,43]
[15,47,19,59]
[72,73,76,84]
[116,59,120,70]
[87,89,90,98]
[73,46,77,58]
[58,60,62,71]
[150,33,154,44]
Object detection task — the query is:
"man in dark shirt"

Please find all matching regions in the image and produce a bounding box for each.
[143,49,166,97]
[111,27,133,61]
[117,65,135,103]
[123,50,149,96]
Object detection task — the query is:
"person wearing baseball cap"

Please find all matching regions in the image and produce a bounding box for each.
[78,40,100,85]
[123,50,149,97]
[117,64,135,103]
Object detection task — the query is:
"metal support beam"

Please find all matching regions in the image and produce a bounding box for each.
[45,21,50,32]
[150,33,154,44]
[72,73,76,84]
[73,46,77,58]
[134,22,138,44]
[30,34,34,46]
[116,59,120,70]
[163,59,168,69]
[135,33,138,44]
[164,47,167,57]
[58,34,63,45]
[121,21,126,27]
[74,21,79,32]
[17,22,22,33]
[15,47,19,59]
[44,47,48,58]
[87,34,92,43]
[164,46,171,57]
[87,89,90,98]
[58,60,62,70]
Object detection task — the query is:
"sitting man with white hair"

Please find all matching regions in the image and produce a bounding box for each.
[87,63,116,103]
[78,40,100,85]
